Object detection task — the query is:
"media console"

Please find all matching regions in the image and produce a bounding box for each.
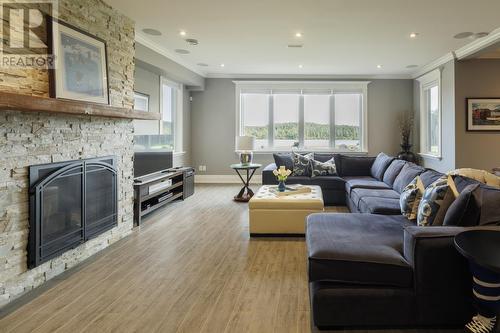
[133,167,194,226]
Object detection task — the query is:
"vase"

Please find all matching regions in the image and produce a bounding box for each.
[397,143,416,163]
[278,180,286,192]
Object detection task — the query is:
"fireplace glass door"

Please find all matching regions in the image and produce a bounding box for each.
[40,166,84,259]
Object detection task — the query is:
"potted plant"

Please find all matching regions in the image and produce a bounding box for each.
[397,112,416,162]
[273,166,292,192]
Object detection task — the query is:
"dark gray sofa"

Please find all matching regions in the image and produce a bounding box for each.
[262,152,500,329]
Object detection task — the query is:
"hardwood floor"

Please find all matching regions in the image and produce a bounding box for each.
[0,185,461,333]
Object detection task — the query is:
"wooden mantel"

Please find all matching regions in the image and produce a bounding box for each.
[0,91,160,120]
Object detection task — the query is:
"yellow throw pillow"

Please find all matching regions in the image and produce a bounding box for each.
[448,168,486,183]
[484,172,500,188]
[448,168,500,188]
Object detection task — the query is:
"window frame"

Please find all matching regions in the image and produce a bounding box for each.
[160,77,184,153]
[234,81,370,153]
[416,70,442,160]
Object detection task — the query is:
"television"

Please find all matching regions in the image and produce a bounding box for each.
[133,151,173,178]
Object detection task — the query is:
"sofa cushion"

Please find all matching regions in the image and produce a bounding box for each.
[292,152,313,176]
[383,159,407,187]
[306,213,412,288]
[370,153,395,181]
[337,155,376,177]
[273,153,294,171]
[350,188,400,207]
[311,158,337,177]
[309,176,345,190]
[443,184,481,227]
[419,169,444,188]
[358,197,403,215]
[392,163,426,193]
[344,176,391,194]
[284,176,312,185]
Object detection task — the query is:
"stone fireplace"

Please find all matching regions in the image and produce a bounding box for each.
[0,0,136,306]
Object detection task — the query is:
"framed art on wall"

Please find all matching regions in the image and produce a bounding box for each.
[134,92,150,112]
[49,18,109,104]
[466,98,500,131]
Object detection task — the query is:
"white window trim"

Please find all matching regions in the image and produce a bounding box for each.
[160,77,184,153]
[416,69,442,160]
[234,81,370,153]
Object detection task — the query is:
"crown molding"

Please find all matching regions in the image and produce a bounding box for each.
[411,27,500,79]
[410,52,455,79]
[454,27,500,60]
[206,73,412,79]
[135,32,207,77]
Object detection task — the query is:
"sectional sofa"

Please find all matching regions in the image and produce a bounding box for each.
[262,153,500,329]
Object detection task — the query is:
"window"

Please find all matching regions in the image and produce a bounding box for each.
[417,70,441,158]
[235,81,369,152]
[133,78,183,152]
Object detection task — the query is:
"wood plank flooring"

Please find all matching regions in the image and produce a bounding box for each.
[0,185,461,333]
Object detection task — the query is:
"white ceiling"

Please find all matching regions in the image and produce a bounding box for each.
[106,0,500,77]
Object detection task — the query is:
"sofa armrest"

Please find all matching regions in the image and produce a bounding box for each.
[262,163,278,185]
[403,226,478,324]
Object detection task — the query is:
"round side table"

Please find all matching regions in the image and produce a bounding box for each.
[230,163,261,202]
[455,230,500,333]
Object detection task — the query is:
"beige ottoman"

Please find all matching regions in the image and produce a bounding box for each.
[248,185,324,236]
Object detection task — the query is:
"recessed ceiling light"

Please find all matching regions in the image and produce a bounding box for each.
[197,63,209,67]
[473,32,489,39]
[185,38,199,46]
[175,49,190,54]
[298,64,303,68]
[406,64,418,69]
[376,64,382,69]
[295,32,302,38]
[454,32,474,39]
[220,63,225,67]
[142,28,162,36]
[179,30,187,36]
[409,32,419,38]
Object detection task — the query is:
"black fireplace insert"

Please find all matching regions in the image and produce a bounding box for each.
[28,156,118,268]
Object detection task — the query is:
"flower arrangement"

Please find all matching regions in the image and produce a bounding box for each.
[273,166,292,181]
[273,166,292,192]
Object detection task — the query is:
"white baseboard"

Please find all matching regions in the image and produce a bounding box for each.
[195,174,262,184]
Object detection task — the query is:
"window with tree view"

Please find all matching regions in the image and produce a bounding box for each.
[238,82,367,152]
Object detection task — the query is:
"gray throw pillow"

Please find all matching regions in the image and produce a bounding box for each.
[292,152,313,176]
[443,184,481,227]
[311,158,337,178]
[400,176,425,220]
[417,175,459,226]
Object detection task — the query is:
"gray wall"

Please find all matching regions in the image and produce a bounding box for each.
[133,65,160,135]
[454,59,500,170]
[191,78,414,175]
[133,62,193,166]
[413,60,456,173]
[135,43,205,90]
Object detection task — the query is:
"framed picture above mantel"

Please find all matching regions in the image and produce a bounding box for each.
[466,98,500,132]
[49,18,110,105]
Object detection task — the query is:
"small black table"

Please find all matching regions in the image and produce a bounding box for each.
[455,230,500,333]
[230,163,261,202]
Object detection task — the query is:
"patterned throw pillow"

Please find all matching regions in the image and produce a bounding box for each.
[291,152,313,176]
[311,158,337,178]
[400,176,425,220]
[417,175,459,226]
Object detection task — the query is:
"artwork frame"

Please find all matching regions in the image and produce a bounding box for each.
[134,92,150,112]
[48,17,109,105]
[466,98,500,132]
